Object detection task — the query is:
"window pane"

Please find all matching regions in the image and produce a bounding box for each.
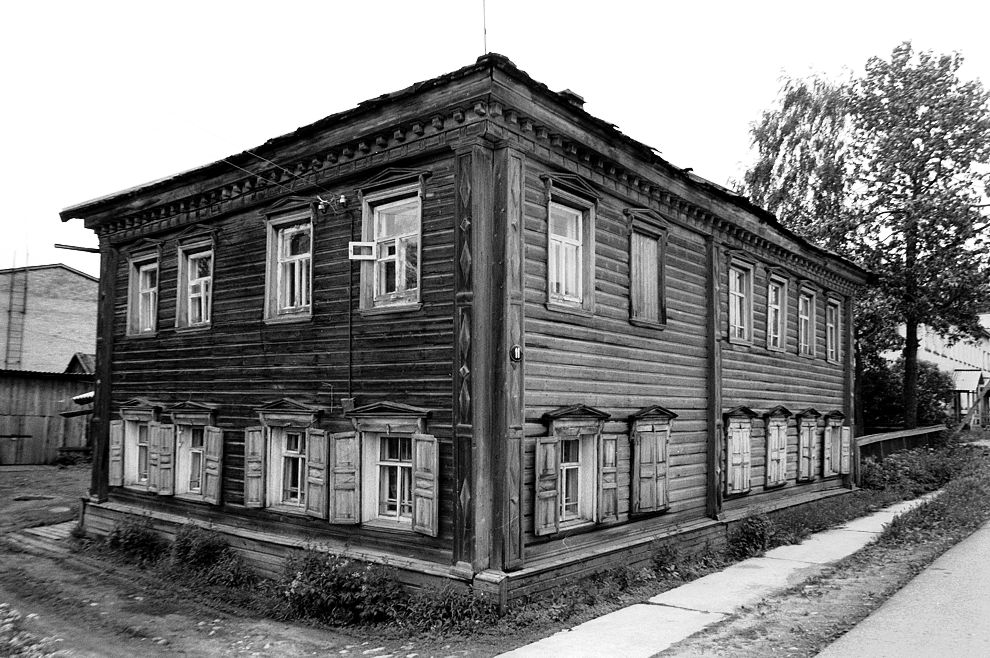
[287,230,310,256]
[189,452,202,491]
[138,445,148,480]
[195,255,212,279]
[550,204,580,240]
[377,200,419,238]
[403,238,419,292]
[561,438,580,464]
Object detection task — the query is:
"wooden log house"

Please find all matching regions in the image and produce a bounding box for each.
[61,54,869,599]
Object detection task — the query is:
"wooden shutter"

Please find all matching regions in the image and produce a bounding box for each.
[799,423,815,481]
[631,232,660,323]
[147,421,162,493]
[244,426,265,508]
[304,428,328,519]
[597,434,618,523]
[534,435,560,536]
[766,421,786,486]
[109,420,124,486]
[203,426,223,505]
[329,431,360,524]
[726,421,751,494]
[412,433,439,537]
[155,423,176,496]
[840,426,852,475]
[632,427,669,513]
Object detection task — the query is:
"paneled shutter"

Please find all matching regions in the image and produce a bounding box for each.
[727,422,751,494]
[534,435,560,536]
[597,434,618,523]
[147,421,162,493]
[840,427,852,475]
[203,426,223,505]
[304,428,328,519]
[412,433,439,537]
[109,420,124,486]
[633,428,669,513]
[155,423,176,496]
[799,423,815,481]
[329,431,360,524]
[767,422,786,485]
[244,426,265,508]
[742,425,752,487]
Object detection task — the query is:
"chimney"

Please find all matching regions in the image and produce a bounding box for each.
[559,89,585,109]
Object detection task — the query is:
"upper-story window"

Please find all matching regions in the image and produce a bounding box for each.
[177,241,213,328]
[357,180,423,311]
[127,255,159,336]
[799,290,816,356]
[542,174,597,315]
[264,207,313,321]
[767,276,787,351]
[626,209,668,329]
[826,299,841,362]
[728,263,753,343]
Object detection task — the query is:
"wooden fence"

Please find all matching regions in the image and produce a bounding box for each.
[853,425,946,486]
[0,370,92,464]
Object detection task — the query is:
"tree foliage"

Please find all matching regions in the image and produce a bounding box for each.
[745,42,990,426]
[860,358,955,431]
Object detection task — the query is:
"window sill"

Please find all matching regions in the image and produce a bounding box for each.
[724,488,752,499]
[630,318,667,331]
[362,518,415,533]
[123,483,150,492]
[764,481,787,489]
[798,352,818,360]
[727,336,753,347]
[175,492,205,503]
[124,332,158,339]
[767,345,786,353]
[558,518,594,532]
[267,504,307,516]
[359,303,423,318]
[263,313,312,326]
[545,301,592,318]
[174,324,212,333]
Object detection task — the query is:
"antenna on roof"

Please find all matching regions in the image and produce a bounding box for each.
[482,0,488,53]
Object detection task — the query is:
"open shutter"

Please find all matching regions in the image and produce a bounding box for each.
[840,426,852,475]
[147,421,162,493]
[244,426,265,508]
[305,428,328,519]
[597,434,618,523]
[534,435,560,536]
[742,425,752,487]
[823,424,834,475]
[412,433,439,537]
[109,420,124,486]
[155,423,176,496]
[329,431,360,524]
[203,426,223,505]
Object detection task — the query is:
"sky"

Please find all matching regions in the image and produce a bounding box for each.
[2,0,989,278]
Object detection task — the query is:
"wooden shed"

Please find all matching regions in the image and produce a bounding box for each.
[61,54,869,598]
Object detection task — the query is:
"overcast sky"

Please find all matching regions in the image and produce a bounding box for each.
[3,0,988,278]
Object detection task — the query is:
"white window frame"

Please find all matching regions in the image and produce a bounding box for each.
[549,202,584,305]
[266,426,308,512]
[799,290,817,357]
[124,419,152,488]
[361,433,416,527]
[557,433,596,527]
[826,299,841,363]
[176,242,214,329]
[264,209,313,322]
[545,187,595,315]
[767,276,788,351]
[175,424,207,498]
[824,417,843,476]
[359,182,423,312]
[728,262,753,344]
[127,256,159,336]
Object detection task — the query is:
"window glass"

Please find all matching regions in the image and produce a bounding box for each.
[277,225,311,312]
[549,202,583,302]
[377,436,413,520]
[768,280,784,349]
[728,266,750,341]
[372,197,420,306]
[559,438,581,521]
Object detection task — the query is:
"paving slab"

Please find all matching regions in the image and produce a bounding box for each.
[499,604,724,658]
[837,512,895,533]
[648,557,823,614]
[762,528,877,564]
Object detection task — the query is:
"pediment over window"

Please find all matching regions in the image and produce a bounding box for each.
[118,397,163,422]
[763,405,793,419]
[255,398,322,428]
[260,196,316,218]
[797,408,822,423]
[357,168,431,195]
[543,404,611,424]
[167,400,219,426]
[540,172,600,202]
[346,400,430,434]
[174,224,218,245]
[824,409,845,421]
[122,238,163,257]
[723,405,758,422]
[629,405,678,422]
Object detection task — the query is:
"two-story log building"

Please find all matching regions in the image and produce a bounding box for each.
[61,54,869,600]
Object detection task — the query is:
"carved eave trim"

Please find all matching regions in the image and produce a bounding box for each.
[763,405,793,420]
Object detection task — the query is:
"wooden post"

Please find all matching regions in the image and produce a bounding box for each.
[90,236,117,501]
[705,237,723,518]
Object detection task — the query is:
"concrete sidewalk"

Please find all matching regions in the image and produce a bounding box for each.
[817,519,990,657]
[499,495,935,658]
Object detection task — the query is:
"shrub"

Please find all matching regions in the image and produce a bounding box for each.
[727,514,775,559]
[860,446,973,495]
[402,584,500,634]
[168,525,254,587]
[861,358,954,431]
[279,550,406,625]
[104,518,167,564]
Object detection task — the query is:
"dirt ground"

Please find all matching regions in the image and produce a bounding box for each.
[0,465,89,534]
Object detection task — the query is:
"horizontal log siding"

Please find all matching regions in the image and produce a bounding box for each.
[522,165,710,557]
[720,262,846,513]
[107,153,456,555]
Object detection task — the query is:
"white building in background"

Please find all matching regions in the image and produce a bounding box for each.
[892,312,990,426]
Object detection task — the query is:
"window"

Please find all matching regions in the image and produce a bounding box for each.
[177,244,213,328]
[799,291,816,356]
[542,175,597,314]
[767,277,787,351]
[127,257,158,335]
[534,404,613,536]
[728,264,753,343]
[627,211,668,328]
[826,300,841,362]
[797,410,821,481]
[376,436,413,521]
[358,182,422,311]
[823,413,847,477]
[764,407,791,487]
[264,208,313,321]
[724,407,756,495]
[130,421,151,486]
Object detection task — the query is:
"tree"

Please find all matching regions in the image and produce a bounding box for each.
[745,42,990,428]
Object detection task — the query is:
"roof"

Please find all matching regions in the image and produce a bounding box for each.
[0,263,98,283]
[59,53,868,279]
[65,352,96,375]
[953,369,984,392]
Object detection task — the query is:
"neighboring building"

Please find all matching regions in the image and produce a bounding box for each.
[61,54,869,598]
[0,264,98,372]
